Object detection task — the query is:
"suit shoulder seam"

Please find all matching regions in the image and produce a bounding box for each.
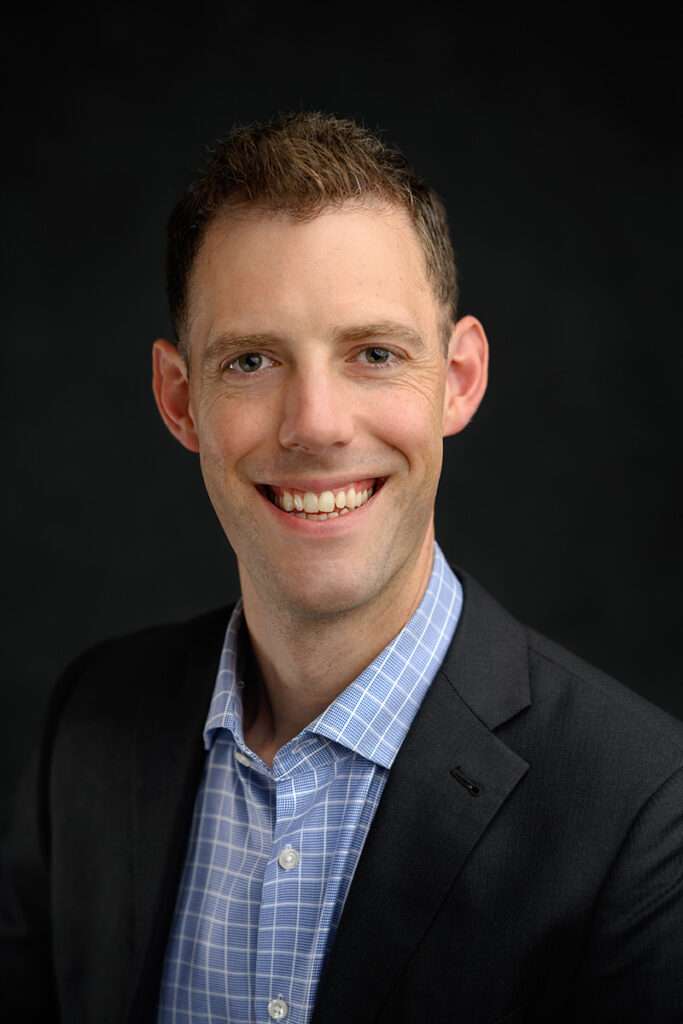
[525,630,683,749]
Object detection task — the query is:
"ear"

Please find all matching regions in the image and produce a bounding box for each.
[441,315,489,438]
[151,338,200,453]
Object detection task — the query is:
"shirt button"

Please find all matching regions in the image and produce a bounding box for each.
[277,846,300,870]
[234,749,252,766]
[267,996,288,1019]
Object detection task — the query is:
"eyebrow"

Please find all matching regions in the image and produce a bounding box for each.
[202,320,427,365]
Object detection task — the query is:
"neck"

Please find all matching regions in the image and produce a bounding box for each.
[238,529,435,767]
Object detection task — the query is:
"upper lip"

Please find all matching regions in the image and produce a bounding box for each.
[258,476,385,492]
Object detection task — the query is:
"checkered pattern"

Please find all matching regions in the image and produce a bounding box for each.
[156,542,462,1023]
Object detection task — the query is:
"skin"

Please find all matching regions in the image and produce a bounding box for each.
[152,201,488,767]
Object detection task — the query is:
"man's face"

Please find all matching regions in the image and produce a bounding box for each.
[172,202,466,620]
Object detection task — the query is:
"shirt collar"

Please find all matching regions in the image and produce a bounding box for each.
[203,540,463,770]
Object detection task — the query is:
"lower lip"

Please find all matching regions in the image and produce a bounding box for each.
[256,481,385,535]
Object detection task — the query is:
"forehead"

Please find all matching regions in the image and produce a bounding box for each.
[185,202,439,351]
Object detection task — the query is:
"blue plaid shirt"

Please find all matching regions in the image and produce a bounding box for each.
[157,541,463,1023]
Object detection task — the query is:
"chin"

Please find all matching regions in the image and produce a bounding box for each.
[277,574,378,621]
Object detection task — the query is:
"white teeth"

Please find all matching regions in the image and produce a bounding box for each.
[271,481,379,517]
[318,490,335,513]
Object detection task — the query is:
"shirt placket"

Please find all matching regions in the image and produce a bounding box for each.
[254,755,334,1024]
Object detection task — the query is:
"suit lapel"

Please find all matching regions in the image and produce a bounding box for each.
[312,567,531,1024]
[127,606,233,1022]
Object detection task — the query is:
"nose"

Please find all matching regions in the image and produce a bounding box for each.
[278,363,354,454]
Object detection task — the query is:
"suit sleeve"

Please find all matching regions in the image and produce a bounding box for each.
[570,762,683,1022]
[0,656,86,1019]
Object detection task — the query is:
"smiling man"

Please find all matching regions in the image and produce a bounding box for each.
[153,191,486,770]
[2,113,683,1023]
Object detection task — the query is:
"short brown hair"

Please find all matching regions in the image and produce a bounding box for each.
[166,111,458,356]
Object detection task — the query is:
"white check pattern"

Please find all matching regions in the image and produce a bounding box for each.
[156,541,462,1023]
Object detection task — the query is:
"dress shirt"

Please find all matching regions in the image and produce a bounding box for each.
[157,540,463,1023]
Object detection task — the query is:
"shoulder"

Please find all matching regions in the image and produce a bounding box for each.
[46,604,235,736]
[60,603,233,680]
[513,622,683,831]
[452,564,683,815]
[525,625,683,762]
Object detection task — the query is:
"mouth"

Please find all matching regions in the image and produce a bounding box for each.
[256,477,387,521]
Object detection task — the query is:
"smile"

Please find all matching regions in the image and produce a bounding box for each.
[257,478,386,521]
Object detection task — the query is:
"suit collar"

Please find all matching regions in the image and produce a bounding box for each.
[443,564,531,730]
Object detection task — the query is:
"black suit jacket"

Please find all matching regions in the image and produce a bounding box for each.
[2,565,683,1022]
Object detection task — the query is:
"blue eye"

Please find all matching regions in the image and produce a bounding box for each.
[364,347,390,364]
[226,353,273,373]
[358,346,399,368]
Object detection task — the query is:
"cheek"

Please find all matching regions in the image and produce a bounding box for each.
[196,395,270,471]
[372,392,443,472]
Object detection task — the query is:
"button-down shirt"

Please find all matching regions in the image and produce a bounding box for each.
[157,541,463,1023]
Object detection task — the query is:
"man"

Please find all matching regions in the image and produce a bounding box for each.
[2,112,682,1023]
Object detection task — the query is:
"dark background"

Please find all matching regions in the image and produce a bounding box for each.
[3,4,682,834]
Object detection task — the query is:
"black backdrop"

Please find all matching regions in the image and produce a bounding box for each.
[4,4,682,833]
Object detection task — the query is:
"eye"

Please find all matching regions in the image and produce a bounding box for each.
[356,346,399,368]
[224,352,275,374]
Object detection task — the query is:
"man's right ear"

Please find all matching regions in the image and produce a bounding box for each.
[151,338,200,453]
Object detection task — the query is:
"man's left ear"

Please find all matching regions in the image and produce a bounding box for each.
[441,315,489,437]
